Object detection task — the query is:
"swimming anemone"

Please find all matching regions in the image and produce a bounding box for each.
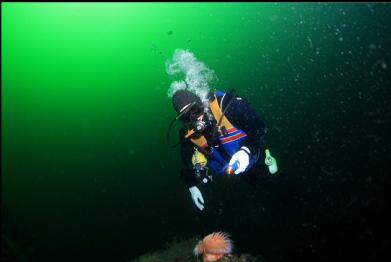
[193,232,233,262]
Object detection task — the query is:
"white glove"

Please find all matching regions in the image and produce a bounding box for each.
[229,146,250,175]
[189,186,204,211]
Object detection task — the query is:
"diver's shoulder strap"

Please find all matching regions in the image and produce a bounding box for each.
[210,94,234,130]
[189,135,208,149]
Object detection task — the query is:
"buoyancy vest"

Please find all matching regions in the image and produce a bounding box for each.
[185,91,258,175]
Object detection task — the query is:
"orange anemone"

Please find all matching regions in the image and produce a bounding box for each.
[193,232,233,262]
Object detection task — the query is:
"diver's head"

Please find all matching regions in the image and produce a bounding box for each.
[172,90,204,123]
[167,90,210,146]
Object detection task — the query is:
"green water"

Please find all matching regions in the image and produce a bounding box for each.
[2,3,390,262]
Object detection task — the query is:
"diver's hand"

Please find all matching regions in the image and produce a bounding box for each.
[229,146,250,175]
[189,186,204,211]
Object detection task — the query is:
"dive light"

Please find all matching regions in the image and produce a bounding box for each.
[226,161,240,175]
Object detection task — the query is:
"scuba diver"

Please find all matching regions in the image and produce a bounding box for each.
[167,89,279,211]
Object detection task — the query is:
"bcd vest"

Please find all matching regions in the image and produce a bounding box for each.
[185,91,257,175]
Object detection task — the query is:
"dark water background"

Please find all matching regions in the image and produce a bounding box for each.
[2,3,391,262]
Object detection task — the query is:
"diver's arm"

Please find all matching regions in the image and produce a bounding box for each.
[180,167,198,188]
[223,94,267,154]
[225,95,279,175]
[179,129,198,187]
[179,130,205,211]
